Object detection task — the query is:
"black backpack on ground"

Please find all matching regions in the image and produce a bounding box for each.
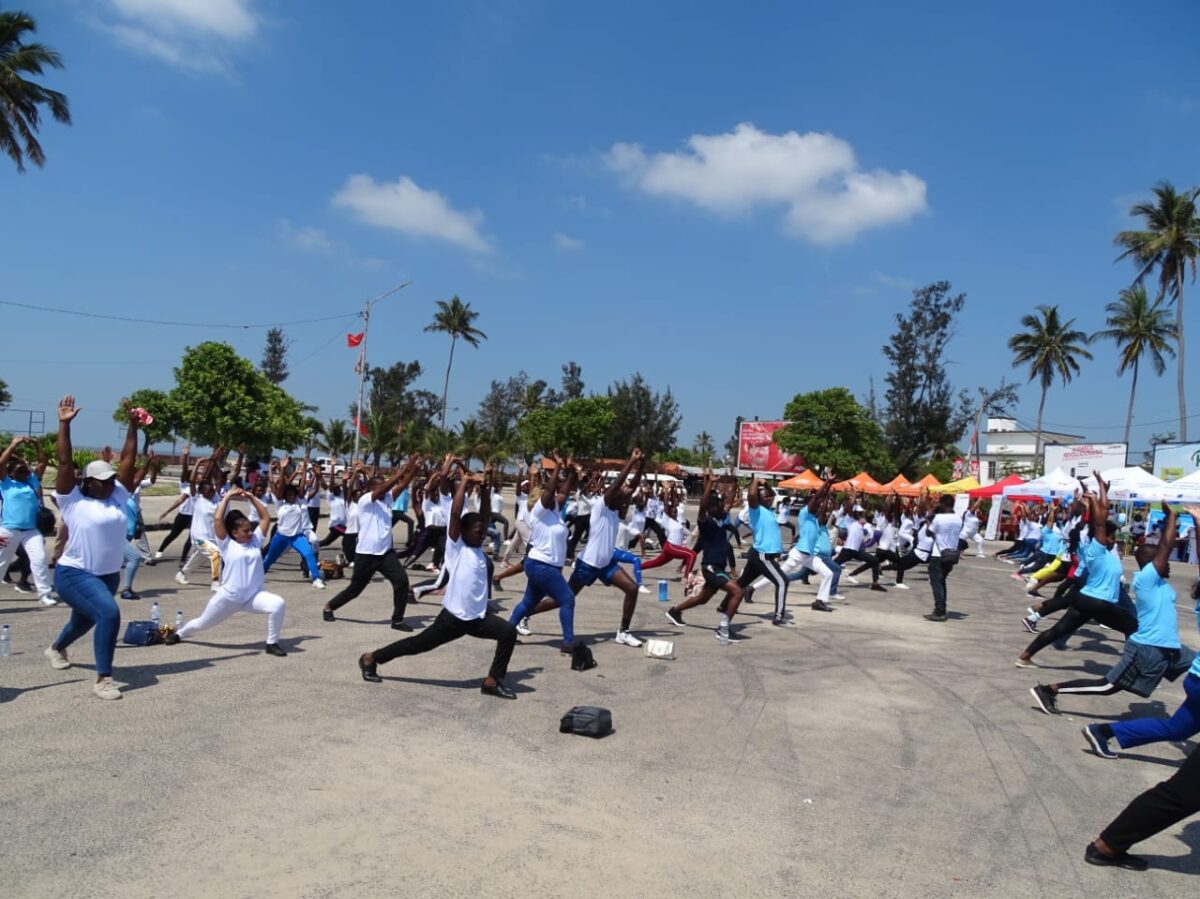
[559,705,613,738]
[570,642,597,671]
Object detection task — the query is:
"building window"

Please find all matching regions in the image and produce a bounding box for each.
[988,461,997,482]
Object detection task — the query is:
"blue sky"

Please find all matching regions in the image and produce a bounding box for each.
[4,0,1200,458]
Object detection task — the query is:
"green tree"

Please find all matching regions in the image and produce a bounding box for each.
[315,419,354,457]
[0,10,70,173]
[603,373,680,457]
[354,359,441,431]
[0,377,11,410]
[881,281,972,476]
[424,296,487,430]
[1007,305,1093,474]
[169,342,307,453]
[1093,285,1177,446]
[359,411,397,468]
[111,389,179,451]
[456,419,487,468]
[476,371,539,434]
[692,431,716,466]
[774,388,892,478]
[261,327,289,385]
[519,395,614,457]
[724,416,745,467]
[560,361,584,401]
[1115,182,1200,440]
[663,447,700,466]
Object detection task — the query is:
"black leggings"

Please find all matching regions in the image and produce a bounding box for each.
[837,547,880,583]
[1024,586,1137,658]
[643,518,667,547]
[320,525,346,548]
[373,608,516,681]
[158,513,193,559]
[398,525,447,566]
[391,511,415,545]
[327,550,410,624]
[1100,742,1200,853]
[882,549,925,584]
[307,507,320,530]
[342,532,357,564]
[736,548,788,619]
[566,513,590,559]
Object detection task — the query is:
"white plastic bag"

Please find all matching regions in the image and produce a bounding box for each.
[644,638,675,660]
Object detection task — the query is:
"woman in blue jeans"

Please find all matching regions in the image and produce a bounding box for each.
[45,395,141,701]
[507,457,579,651]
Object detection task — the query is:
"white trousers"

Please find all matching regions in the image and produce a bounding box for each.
[0,527,52,599]
[177,588,285,643]
[180,538,220,581]
[973,533,985,555]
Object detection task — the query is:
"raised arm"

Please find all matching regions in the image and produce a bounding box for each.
[179,444,192,485]
[230,444,246,483]
[55,395,82,495]
[213,488,237,541]
[1152,502,1177,577]
[747,476,761,509]
[447,470,477,543]
[0,434,28,474]
[604,449,643,509]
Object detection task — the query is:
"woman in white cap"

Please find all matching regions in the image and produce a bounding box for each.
[44,396,141,700]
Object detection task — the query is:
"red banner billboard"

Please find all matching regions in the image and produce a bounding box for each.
[736,420,806,474]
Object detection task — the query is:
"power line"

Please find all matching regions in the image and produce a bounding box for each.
[0,299,358,330]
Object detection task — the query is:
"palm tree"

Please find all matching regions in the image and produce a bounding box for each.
[361,412,397,469]
[1008,305,1093,474]
[315,419,354,458]
[424,296,487,430]
[456,419,486,469]
[1115,182,1200,440]
[1093,286,1177,447]
[0,11,70,173]
[692,431,716,466]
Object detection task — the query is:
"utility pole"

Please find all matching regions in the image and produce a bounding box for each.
[352,281,412,464]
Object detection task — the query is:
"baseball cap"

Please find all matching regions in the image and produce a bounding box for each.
[84,460,117,481]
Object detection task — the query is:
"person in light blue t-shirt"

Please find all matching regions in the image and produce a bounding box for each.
[0,434,54,605]
[734,476,793,626]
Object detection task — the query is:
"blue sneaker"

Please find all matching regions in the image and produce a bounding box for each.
[1082,724,1118,759]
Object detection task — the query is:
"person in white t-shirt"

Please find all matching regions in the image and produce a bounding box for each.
[175,465,222,587]
[493,478,536,587]
[358,466,519,699]
[319,481,348,549]
[261,454,325,589]
[506,455,580,652]
[834,508,886,590]
[924,494,964,621]
[44,396,143,701]
[166,487,287,656]
[565,451,646,646]
[323,455,423,627]
[155,445,195,563]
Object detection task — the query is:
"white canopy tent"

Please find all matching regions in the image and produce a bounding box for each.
[1001,467,1081,499]
[1162,469,1200,503]
[1080,466,1171,502]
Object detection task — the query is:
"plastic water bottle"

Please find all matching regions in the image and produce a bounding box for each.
[0,624,10,658]
[658,579,668,602]
[150,602,161,627]
[175,610,184,629]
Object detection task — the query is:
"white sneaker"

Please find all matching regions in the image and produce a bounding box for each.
[44,646,70,669]
[892,583,910,591]
[211,580,221,591]
[12,581,31,594]
[312,579,326,590]
[516,618,532,636]
[615,630,643,647]
[92,677,122,701]
[174,571,188,586]
[39,594,58,607]
[638,585,650,594]
[976,553,986,558]
[154,551,164,560]
[830,593,848,600]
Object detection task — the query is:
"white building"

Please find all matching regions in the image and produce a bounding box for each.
[975,418,1082,485]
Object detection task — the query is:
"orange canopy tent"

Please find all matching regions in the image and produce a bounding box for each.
[833,471,885,493]
[877,474,912,494]
[777,470,824,490]
[892,473,942,497]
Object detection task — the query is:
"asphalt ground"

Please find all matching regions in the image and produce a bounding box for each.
[2,515,1199,898]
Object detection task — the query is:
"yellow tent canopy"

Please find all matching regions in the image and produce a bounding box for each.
[929,476,981,494]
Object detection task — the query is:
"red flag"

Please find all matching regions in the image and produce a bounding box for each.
[354,416,368,437]
[347,332,365,348]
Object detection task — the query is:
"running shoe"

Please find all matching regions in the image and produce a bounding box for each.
[92,677,123,701]
[12,581,31,594]
[39,594,58,607]
[1030,684,1058,715]
[174,571,188,586]
[1082,724,1118,759]
[1014,658,1038,668]
[638,585,650,594]
[312,579,326,590]
[44,646,70,670]
[665,607,686,627]
[773,616,798,626]
[892,583,910,591]
[1021,616,1039,633]
[154,551,164,560]
[830,593,848,600]
[615,630,643,647]
[715,626,741,644]
[516,618,532,636]
[843,575,860,585]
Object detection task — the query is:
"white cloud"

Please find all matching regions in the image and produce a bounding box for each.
[277,219,334,255]
[100,0,258,73]
[605,123,927,243]
[553,232,584,251]
[331,174,492,254]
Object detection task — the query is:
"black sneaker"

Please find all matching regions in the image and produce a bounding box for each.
[772,616,797,627]
[1084,842,1147,871]
[1082,724,1118,759]
[481,680,517,700]
[120,590,141,600]
[742,587,754,604]
[390,621,414,632]
[811,600,834,612]
[264,642,287,657]
[869,583,887,593]
[665,607,685,627]
[322,609,335,622]
[923,612,947,622]
[1030,684,1058,715]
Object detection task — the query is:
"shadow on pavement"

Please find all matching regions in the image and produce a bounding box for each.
[0,679,78,703]
[376,666,543,693]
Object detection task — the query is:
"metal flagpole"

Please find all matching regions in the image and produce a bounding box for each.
[352,280,412,464]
